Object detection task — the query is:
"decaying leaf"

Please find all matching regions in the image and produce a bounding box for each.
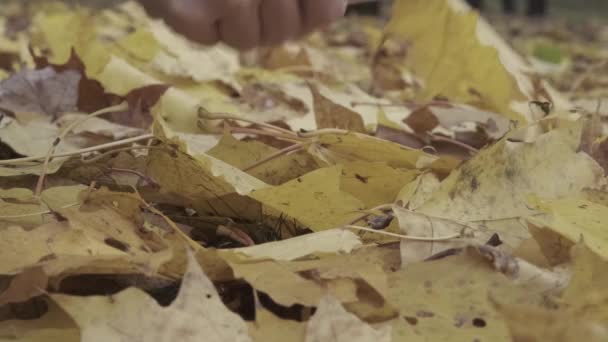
[416,120,604,222]
[52,251,251,342]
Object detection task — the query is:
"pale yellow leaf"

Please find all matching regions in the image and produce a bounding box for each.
[230,229,361,261]
[52,252,251,342]
[417,121,604,222]
[305,295,391,342]
[249,166,364,231]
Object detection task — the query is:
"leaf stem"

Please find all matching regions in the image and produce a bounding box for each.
[343,225,461,242]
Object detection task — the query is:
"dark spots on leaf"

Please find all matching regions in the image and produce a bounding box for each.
[470,177,479,191]
[504,167,516,180]
[416,310,435,318]
[206,294,212,299]
[579,204,588,209]
[424,280,432,288]
[319,143,330,148]
[104,238,130,252]
[404,316,418,325]
[485,233,503,247]
[296,177,302,183]
[472,318,486,328]
[453,316,466,328]
[355,173,369,183]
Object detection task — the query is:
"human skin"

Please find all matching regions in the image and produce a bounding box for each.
[138,0,348,50]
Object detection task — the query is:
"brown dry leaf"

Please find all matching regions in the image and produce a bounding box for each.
[310,83,366,133]
[52,251,251,342]
[305,295,391,342]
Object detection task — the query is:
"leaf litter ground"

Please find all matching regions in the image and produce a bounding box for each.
[0,1,607,341]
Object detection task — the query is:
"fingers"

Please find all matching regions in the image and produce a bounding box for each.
[164,0,221,45]
[260,0,302,46]
[300,0,347,33]
[218,1,263,50]
[137,0,347,50]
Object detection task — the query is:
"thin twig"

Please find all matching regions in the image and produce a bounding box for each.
[0,134,155,165]
[0,202,80,219]
[227,126,304,143]
[106,167,158,187]
[349,203,394,225]
[297,128,349,138]
[428,133,479,154]
[35,103,129,196]
[243,142,309,171]
[80,145,161,164]
[198,107,296,136]
[343,225,462,242]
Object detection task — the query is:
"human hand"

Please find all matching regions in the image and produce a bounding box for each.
[139,0,348,50]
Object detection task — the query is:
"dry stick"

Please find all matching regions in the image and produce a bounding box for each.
[343,225,462,242]
[428,133,479,154]
[134,192,203,251]
[34,102,129,196]
[351,101,413,108]
[198,107,296,136]
[297,128,349,138]
[0,202,80,219]
[227,126,304,143]
[80,145,161,164]
[0,134,155,165]
[348,203,394,225]
[242,142,309,171]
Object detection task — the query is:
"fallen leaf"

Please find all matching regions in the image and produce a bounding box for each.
[229,229,362,261]
[52,251,251,342]
[249,309,305,342]
[339,161,418,208]
[0,67,79,118]
[249,166,364,231]
[527,197,608,260]
[305,295,391,342]
[417,121,604,222]
[0,300,80,342]
[310,83,366,133]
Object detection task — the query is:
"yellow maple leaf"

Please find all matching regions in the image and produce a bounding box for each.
[249,166,364,231]
[381,0,567,122]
